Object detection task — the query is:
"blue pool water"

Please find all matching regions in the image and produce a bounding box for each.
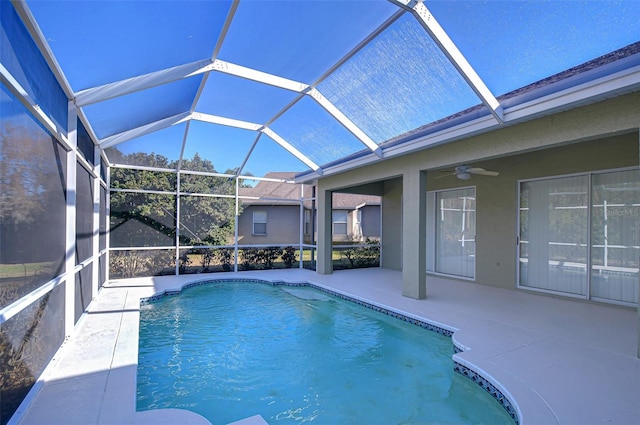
[137,282,514,424]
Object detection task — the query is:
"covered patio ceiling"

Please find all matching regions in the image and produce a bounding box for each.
[12,0,640,181]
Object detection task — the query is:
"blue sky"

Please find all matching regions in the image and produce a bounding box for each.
[25,0,640,177]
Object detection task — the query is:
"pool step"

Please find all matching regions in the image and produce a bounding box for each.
[227,414,269,425]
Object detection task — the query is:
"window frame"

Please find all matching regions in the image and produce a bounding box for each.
[304,209,311,235]
[332,210,348,236]
[252,210,267,236]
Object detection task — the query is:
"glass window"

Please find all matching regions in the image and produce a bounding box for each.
[519,176,588,296]
[253,210,267,235]
[590,169,640,304]
[332,210,348,235]
[434,188,476,279]
[304,209,311,235]
[0,86,67,309]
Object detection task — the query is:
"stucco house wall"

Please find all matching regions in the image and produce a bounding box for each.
[426,132,638,290]
[333,204,381,243]
[237,202,381,246]
[315,92,640,293]
[358,204,381,240]
[237,204,301,246]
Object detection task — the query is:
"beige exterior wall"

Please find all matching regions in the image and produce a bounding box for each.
[359,205,381,240]
[427,132,638,289]
[238,205,301,245]
[381,178,403,270]
[315,92,640,295]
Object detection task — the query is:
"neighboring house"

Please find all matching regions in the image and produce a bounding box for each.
[238,172,380,246]
[330,192,380,244]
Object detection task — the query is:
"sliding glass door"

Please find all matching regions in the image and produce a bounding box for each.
[518,175,588,296]
[590,169,640,304]
[432,187,476,279]
[519,168,639,305]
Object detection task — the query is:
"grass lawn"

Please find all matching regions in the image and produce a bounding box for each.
[0,262,54,278]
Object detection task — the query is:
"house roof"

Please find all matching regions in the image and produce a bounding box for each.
[240,172,380,208]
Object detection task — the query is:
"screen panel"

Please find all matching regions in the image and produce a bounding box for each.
[76,163,94,263]
[77,119,95,165]
[74,264,92,323]
[0,2,68,131]
[0,86,67,309]
[28,0,232,90]
[196,72,299,125]
[318,14,480,144]
[110,168,176,192]
[0,284,65,424]
[182,121,256,175]
[269,97,366,166]
[104,123,186,168]
[428,1,640,96]
[82,77,201,140]
[109,249,176,279]
[109,193,176,248]
[218,0,398,83]
[179,195,236,246]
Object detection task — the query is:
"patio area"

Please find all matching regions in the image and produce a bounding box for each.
[13,268,639,425]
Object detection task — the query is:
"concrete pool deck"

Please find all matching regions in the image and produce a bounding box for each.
[12,268,639,425]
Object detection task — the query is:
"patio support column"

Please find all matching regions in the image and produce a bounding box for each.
[402,169,426,299]
[316,187,333,275]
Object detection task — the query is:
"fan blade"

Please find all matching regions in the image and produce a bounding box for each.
[435,172,456,179]
[469,168,499,176]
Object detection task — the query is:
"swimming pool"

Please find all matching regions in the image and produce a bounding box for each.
[137,280,515,424]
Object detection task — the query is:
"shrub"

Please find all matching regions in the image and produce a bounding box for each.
[282,246,297,268]
[258,247,283,269]
[215,248,233,271]
[240,248,260,270]
[110,251,152,278]
[178,251,192,273]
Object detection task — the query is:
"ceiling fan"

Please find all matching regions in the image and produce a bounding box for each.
[437,165,499,180]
